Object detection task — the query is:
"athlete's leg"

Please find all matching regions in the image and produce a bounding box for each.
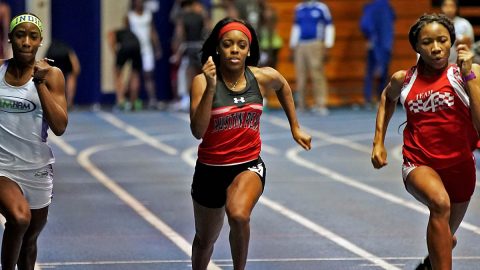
[225,171,263,270]
[143,70,158,108]
[0,176,31,270]
[191,200,225,270]
[17,206,48,270]
[294,44,307,109]
[406,166,452,270]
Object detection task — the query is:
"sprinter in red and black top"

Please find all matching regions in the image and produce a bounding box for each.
[372,14,480,270]
[189,17,311,270]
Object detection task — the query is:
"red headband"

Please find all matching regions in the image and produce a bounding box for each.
[218,22,252,43]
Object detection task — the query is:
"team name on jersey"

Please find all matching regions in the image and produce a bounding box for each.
[213,111,260,132]
[408,89,454,113]
[0,96,36,113]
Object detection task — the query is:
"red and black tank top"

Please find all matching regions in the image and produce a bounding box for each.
[198,67,263,165]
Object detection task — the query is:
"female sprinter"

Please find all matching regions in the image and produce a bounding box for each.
[372,14,480,270]
[189,17,311,270]
[0,13,67,270]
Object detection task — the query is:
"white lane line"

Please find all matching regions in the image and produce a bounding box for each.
[265,115,480,235]
[77,140,221,270]
[182,146,400,270]
[264,115,372,154]
[32,256,480,267]
[261,144,280,155]
[95,112,177,155]
[47,130,77,156]
[259,197,401,270]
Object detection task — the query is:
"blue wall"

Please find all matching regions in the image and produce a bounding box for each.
[51,0,101,105]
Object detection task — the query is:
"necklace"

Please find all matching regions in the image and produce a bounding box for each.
[225,76,241,90]
[229,79,240,90]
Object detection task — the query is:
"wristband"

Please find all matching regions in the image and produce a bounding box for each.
[463,71,476,82]
[32,77,45,84]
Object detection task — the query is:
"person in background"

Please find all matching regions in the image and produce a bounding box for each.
[108,17,142,112]
[45,39,81,110]
[372,14,480,270]
[0,13,68,270]
[128,0,162,109]
[189,18,311,270]
[0,0,10,58]
[359,0,395,110]
[170,0,210,112]
[289,0,335,115]
[441,0,475,64]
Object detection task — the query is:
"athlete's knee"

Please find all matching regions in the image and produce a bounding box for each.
[428,192,451,218]
[5,207,31,232]
[193,233,216,250]
[226,207,250,228]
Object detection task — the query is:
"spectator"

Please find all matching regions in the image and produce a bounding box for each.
[289,0,335,115]
[170,0,210,112]
[0,1,10,58]
[441,0,475,64]
[45,39,81,110]
[359,0,396,110]
[128,0,162,109]
[108,17,142,111]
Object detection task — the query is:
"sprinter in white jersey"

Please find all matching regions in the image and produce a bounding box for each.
[0,13,67,270]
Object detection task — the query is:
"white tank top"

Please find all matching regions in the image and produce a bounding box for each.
[0,61,54,170]
[128,10,154,55]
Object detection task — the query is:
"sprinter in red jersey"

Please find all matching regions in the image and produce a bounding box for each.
[372,14,480,270]
[189,18,311,270]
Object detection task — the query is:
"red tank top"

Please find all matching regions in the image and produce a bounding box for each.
[400,64,478,169]
[198,68,263,165]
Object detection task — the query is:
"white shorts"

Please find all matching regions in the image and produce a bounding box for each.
[141,47,155,72]
[401,159,417,182]
[0,165,54,209]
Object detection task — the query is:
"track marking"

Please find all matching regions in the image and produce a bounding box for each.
[47,130,77,156]
[77,140,221,270]
[182,146,400,270]
[262,115,480,235]
[96,112,177,155]
[32,256,480,267]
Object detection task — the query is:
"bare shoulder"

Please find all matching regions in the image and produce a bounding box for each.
[249,66,284,89]
[48,66,65,80]
[192,73,207,86]
[472,63,480,73]
[390,70,407,89]
[250,66,280,80]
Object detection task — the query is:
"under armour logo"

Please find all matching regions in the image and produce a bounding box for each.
[233,97,245,103]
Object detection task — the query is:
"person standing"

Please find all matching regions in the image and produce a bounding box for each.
[289,0,335,115]
[189,18,312,270]
[171,0,210,112]
[0,13,68,270]
[360,0,395,109]
[108,17,143,111]
[45,39,81,110]
[128,0,162,109]
[441,0,475,64]
[372,14,480,270]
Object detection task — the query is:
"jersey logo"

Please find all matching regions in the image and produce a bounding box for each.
[0,95,36,113]
[408,91,454,113]
[248,162,264,177]
[233,97,245,104]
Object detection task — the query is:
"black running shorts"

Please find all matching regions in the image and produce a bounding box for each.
[191,157,266,208]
